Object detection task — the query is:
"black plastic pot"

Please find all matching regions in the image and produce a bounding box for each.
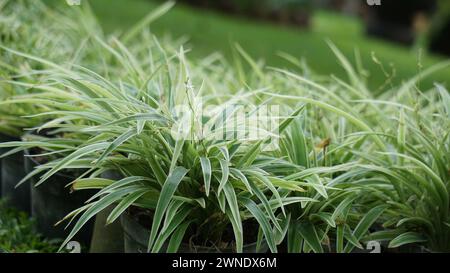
[121,211,267,253]
[24,150,94,248]
[0,134,30,213]
[0,133,12,197]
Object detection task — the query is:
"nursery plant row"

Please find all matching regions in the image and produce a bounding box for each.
[0,1,449,253]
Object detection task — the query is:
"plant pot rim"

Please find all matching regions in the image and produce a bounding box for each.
[24,148,77,181]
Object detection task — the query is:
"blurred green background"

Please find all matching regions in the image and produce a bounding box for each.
[50,0,449,91]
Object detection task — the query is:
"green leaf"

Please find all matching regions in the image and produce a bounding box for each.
[241,197,277,253]
[236,141,262,168]
[331,195,357,222]
[397,109,406,160]
[260,92,387,151]
[106,190,149,224]
[37,142,110,186]
[152,204,191,253]
[256,227,264,253]
[246,170,285,219]
[297,222,324,253]
[343,225,363,249]
[247,178,282,231]
[65,78,118,118]
[336,224,344,253]
[200,156,212,196]
[102,113,169,127]
[217,189,226,213]
[230,168,252,194]
[344,205,388,252]
[147,154,167,186]
[170,138,184,173]
[86,176,151,203]
[288,118,309,167]
[148,166,189,251]
[59,186,140,252]
[71,178,114,191]
[287,222,303,253]
[217,159,230,194]
[225,208,243,253]
[436,84,450,119]
[310,212,335,228]
[305,174,327,199]
[269,177,305,192]
[274,213,291,245]
[96,128,137,164]
[396,217,433,230]
[278,104,306,134]
[167,221,191,253]
[162,200,185,231]
[362,230,402,243]
[223,182,243,253]
[388,232,427,248]
[137,120,145,134]
[335,196,353,253]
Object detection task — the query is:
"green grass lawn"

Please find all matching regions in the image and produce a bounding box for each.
[62,0,450,90]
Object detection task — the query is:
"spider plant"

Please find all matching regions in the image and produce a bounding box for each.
[241,44,449,252]
[348,84,450,252]
[0,28,327,252]
[0,0,173,136]
[2,0,449,254]
[286,42,450,252]
[0,0,99,137]
[264,106,388,253]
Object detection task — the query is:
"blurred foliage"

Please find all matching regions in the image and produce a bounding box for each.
[180,0,313,13]
[80,0,449,90]
[427,0,450,39]
[230,0,312,11]
[0,200,60,253]
[262,0,313,9]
